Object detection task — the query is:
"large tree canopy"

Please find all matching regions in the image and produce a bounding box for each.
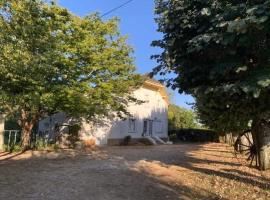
[0,0,141,148]
[153,0,270,169]
[152,0,270,130]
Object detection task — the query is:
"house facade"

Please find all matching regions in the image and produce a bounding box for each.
[38,79,169,146]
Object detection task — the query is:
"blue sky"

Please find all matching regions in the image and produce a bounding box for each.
[58,0,194,109]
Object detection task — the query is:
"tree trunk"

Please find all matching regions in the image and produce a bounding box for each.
[21,125,33,150]
[252,119,270,170]
[19,109,40,151]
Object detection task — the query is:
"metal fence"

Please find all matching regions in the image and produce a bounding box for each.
[3,130,52,151]
[3,130,21,151]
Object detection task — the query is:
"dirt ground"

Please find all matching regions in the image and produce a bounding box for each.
[0,143,270,200]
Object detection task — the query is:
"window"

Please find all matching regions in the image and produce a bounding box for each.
[155,120,163,134]
[128,118,136,132]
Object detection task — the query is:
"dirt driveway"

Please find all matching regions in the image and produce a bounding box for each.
[0,143,269,200]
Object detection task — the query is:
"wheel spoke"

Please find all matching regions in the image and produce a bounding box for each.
[244,134,252,145]
[239,144,251,148]
[250,154,255,166]
[239,147,251,152]
[234,132,259,168]
[247,154,252,161]
[245,152,251,157]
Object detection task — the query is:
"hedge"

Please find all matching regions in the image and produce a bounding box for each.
[169,128,219,142]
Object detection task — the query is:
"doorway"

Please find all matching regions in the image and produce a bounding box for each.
[143,119,153,136]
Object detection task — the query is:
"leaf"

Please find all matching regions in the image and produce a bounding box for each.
[236,66,248,73]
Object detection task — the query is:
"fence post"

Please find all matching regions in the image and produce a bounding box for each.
[0,115,5,151]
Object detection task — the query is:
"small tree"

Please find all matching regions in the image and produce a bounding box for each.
[168,104,199,130]
[0,0,141,150]
[153,0,270,169]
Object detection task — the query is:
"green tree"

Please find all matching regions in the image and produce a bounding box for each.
[0,0,141,149]
[152,0,270,169]
[168,104,199,130]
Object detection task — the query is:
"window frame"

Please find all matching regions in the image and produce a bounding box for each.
[155,120,163,134]
[128,118,136,133]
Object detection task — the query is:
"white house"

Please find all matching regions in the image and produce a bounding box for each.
[38,78,169,146]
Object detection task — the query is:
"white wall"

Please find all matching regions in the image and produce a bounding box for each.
[38,85,169,146]
[107,87,168,139]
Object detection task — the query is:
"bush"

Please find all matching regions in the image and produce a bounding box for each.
[34,138,48,150]
[67,124,81,148]
[34,138,60,151]
[122,135,132,146]
[3,144,22,152]
[11,145,22,152]
[169,128,219,143]
[139,138,154,146]
[51,144,60,151]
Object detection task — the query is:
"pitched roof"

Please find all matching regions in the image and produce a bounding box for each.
[143,77,169,104]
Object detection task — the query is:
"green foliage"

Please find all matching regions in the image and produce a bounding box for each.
[69,124,81,135]
[168,104,200,130]
[0,0,142,146]
[67,124,81,148]
[34,138,48,150]
[34,138,59,151]
[153,0,270,132]
[3,144,22,152]
[3,130,21,151]
[169,129,219,142]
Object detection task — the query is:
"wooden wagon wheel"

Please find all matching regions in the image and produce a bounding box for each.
[234,130,259,168]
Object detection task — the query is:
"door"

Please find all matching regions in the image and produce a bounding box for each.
[143,120,148,136]
[142,119,153,136]
[148,120,153,136]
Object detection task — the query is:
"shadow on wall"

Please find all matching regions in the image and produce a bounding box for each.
[38,106,168,145]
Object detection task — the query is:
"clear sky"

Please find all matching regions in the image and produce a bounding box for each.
[58,0,195,109]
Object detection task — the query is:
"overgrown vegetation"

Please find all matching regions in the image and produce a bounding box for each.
[67,124,81,148]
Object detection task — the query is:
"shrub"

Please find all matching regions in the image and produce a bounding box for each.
[3,144,22,152]
[51,144,60,151]
[169,128,219,143]
[122,135,132,146]
[139,138,154,146]
[67,124,81,148]
[34,138,48,150]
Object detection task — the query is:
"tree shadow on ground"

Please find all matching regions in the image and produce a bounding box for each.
[0,152,11,157]
[0,152,24,161]
[0,143,269,200]
[0,148,226,200]
[108,143,270,192]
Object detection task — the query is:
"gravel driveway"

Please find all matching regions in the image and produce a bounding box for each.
[0,143,269,200]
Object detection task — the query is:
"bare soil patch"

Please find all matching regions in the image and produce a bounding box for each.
[0,143,269,200]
